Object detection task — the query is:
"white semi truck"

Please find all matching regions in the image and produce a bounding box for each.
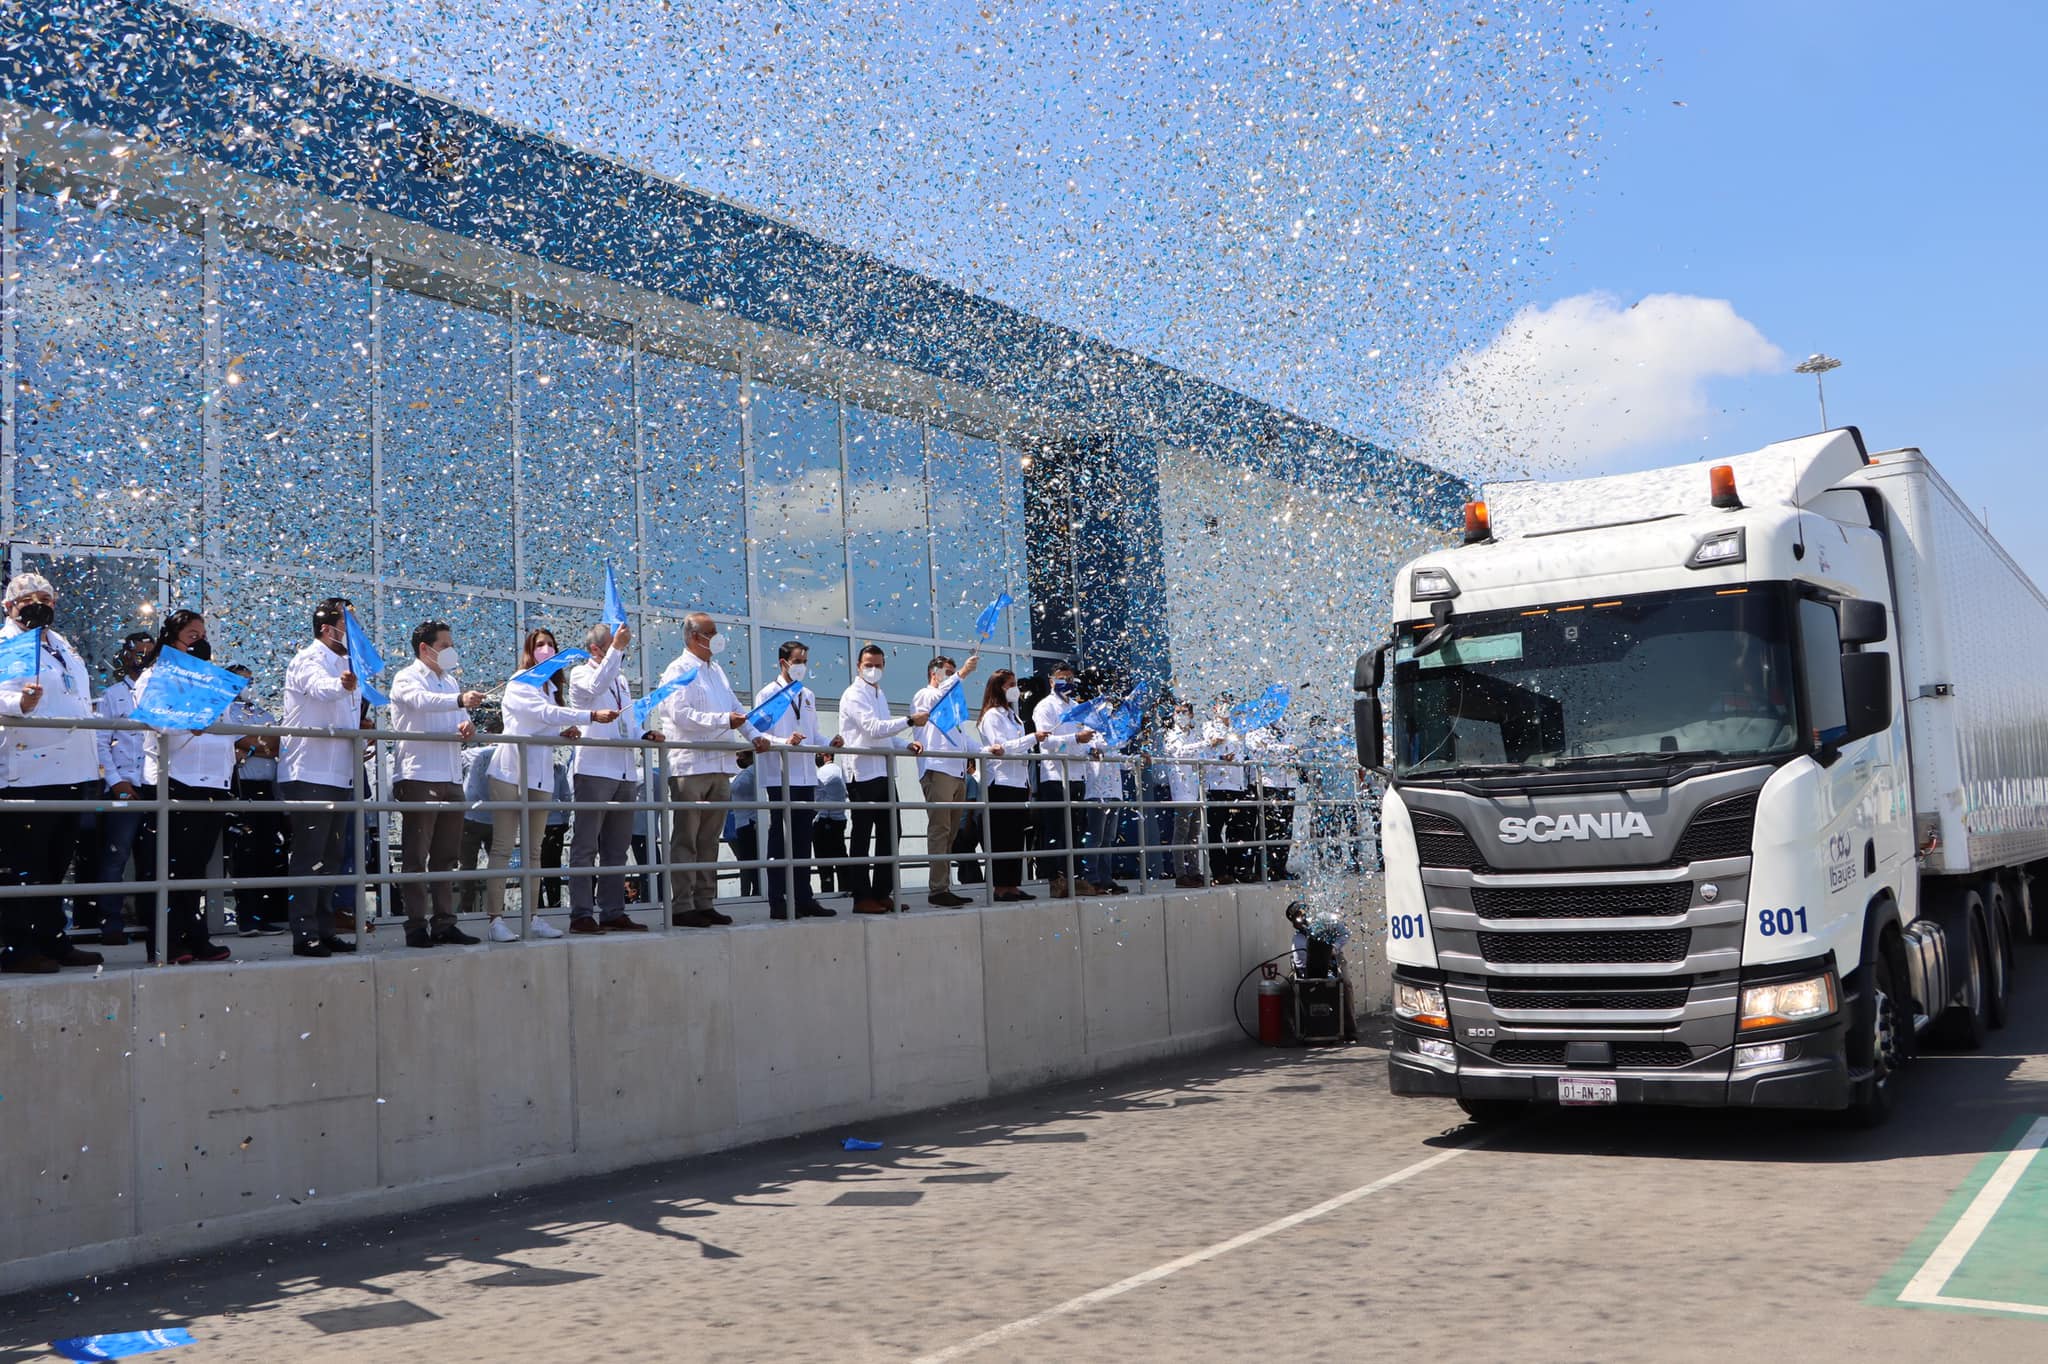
[1354,430,2048,1124]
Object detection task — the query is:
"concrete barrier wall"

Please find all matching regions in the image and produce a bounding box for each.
[0,880,1354,1295]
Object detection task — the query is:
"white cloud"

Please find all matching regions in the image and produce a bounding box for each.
[1422,293,1784,474]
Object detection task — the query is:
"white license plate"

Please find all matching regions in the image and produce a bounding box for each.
[1558,1077,1618,1106]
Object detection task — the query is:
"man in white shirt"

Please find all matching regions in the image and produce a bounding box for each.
[89,631,156,945]
[223,663,288,937]
[279,596,364,958]
[754,641,833,920]
[833,643,929,914]
[1162,701,1208,887]
[912,652,978,907]
[657,613,770,928]
[566,621,657,934]
[0,572,106,973]
[1201,697,1252,885]
[1247,722,1300,882]
[1031,660,1100,898]
[389,619,487,948]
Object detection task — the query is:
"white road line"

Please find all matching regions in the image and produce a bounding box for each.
[1898,1115,2048,1309]
[911,1139,1484,1364]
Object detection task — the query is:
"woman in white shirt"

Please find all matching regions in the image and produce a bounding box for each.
[483,628,619,941]
[975,669,1048,902]
[130,610,243,964]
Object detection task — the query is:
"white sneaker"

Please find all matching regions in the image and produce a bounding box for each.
[528,916,564,939]
[489,918,520,943]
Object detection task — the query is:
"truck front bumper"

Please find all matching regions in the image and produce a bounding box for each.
[1387,1017,1851,1110]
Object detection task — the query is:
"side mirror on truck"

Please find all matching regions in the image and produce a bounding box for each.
[1353,646,1387,772]
[1839,651,1892,742]
[1839,598,1888,646]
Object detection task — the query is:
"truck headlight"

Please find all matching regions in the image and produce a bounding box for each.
[1739,973,1837,1030]
[1394,982,1449,1030]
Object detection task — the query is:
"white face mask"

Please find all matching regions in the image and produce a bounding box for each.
[435,646,461,673]
[860,665,884,685]
[1005,686,1021,706]
[708,632,728,656]
[787,662,808,682]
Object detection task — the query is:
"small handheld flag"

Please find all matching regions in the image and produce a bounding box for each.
[925,676,968,734]
[131,647,247,731]
[973,591,1014,641]
[745,677,803,732]
[601,562,628,630]
[511,648,591,691]
[0,626,44,684]
[342,607,386,680]
[632,662,702,731]
[1229,683,1292,734]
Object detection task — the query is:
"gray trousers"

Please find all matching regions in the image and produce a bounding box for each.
[280,779,350,942]
[395,779,463,929]
[569,773,637,917]
[667,772,730,915]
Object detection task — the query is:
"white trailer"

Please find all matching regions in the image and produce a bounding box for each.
[1358,429,2048,1123]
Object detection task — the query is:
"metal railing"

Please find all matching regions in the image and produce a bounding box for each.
[0,711,1382,968]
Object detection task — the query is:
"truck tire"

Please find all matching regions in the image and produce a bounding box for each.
[1934,899,1990,1050]
[1843,945,1905,1128]
[1987,885,2013,1031]
[1455,1097,1528,1127]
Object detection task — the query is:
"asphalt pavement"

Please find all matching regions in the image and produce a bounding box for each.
[6,948,2048,1362]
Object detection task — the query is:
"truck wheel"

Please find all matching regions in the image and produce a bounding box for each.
[1988,908,2013,1030]
[1934,902,1990,1050]
[1455,1097,1528,1127]
[1843,947,1904,1128]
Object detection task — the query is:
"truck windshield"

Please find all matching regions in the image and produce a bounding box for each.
[1392,585,1798,778]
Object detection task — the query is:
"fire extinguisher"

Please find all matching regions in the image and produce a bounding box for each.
[1257,965,1288,1046]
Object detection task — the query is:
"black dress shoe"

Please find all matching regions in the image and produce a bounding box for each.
[406,926,434,948]
[796,903,837,918]
[431,925,481,945]
[318,935,358,954]
[50,942,104,967]
[294,940,332,959]
[1,951,61,974]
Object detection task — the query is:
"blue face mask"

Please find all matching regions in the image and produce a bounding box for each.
[1053,678,1074,696]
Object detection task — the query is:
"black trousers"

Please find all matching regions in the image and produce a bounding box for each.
[227,777,288,928]
[844,775,896,901]
[141,782,230,952]
[725,823,761,898]
[813,820,848,892]
[1033,778,1087,883]
[1259,785,1296,880]
[0,781,90,961]
[540,822,568,907]
[1206,791,1256,882]
[989,783,1031,889]
[763,799,817,914]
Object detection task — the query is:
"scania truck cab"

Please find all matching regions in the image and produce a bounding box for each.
[1355,430,2048,1124]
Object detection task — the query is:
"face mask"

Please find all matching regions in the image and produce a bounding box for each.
[532,643,556,664]
[860,665,883,685]
[15,601,53,630]
[787,662,808,682]
[707,632,728,656]
[1176,712,1193,728]
[1053,678,1074,696]
[436,646,461,673]
[1005,686,1021,706]
[186,638,213,662]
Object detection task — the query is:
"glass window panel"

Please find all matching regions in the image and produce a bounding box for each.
[748,384,846,629]
[643,616,751,697]
[845,405,931,637]
[216,234,373,571]
[13,188,203,550]
[379,276,515,589]
[1003,447,1034,653]
[383,586,517,690]
[198,568,331,709]
[642,352,746,615]
[764,630,849,701]
[16,550,163,689]
[519,308,635,599]
[928,428,1008,644]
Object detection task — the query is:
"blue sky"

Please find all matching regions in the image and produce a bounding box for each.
[1533,0,2048,579]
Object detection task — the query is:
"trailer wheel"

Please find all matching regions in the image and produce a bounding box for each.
[1934,898,1990,1050]
[1988,901,2013,1031]
[1455,1097,1528,1127]
[1843,945,1903,1128]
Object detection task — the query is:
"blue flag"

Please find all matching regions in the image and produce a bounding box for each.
[50,1328,196,1362]
[359,678,390,709]
[1106,698,1144,748]
[342,607,386,680]
[601,561,628,630]
[1229,683,1292,734]
[511,648,591,691]
[926,676,969,734]
[131,647,247,731]
[1068,696,1115,735]
[745,677,804,732]
[632,662,701,731]
[0,626,43,683]
[973,591,1014,641]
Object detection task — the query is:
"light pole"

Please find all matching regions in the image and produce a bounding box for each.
[1794,353,1842,429]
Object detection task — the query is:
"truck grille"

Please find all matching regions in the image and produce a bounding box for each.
[1410,810,1490,872]
[1487,1042,1694,1068]
[1470,883,1692,920]
[1671,792,1757,864]
[1476,928,1691,964]
[1488,983,1691,1010]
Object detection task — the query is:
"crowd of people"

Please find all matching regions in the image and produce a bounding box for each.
[0,573,1368,976]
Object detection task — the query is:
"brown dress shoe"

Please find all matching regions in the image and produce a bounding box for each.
[852,899,892,915]
[569,915,605,935]
[600,916,649,932]
[1048,876,1068,899]
[1074,879,1104,897]
[929,891,971,908]
[671,909,723,928]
